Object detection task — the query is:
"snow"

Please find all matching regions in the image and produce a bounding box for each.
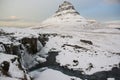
[0,77,20,80]
[38,30,120,74]
[0,53,17,63]
[29,68,82,80]
[0,36,12,44]
[105,21,120,28]
[92,28,120,34]
[0,27,39,40]
[35,57,46,63]
[57,50,120,74]
[38,14,89,30]
[107,78,115,80]
[9,62,24,78]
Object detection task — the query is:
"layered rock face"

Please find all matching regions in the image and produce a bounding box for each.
[55,1,80,17]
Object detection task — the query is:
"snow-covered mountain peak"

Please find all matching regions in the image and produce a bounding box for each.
[38,1,88,29]
[54,1,80,17]
[33,1,102,31]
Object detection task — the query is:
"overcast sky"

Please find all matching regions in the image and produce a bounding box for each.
[0,0,120,24]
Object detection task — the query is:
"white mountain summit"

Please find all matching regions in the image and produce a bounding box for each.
[35,1,101,31]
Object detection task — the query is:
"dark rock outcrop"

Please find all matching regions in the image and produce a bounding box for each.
[3,43,21,55]
[20,37,38,54]
[0,37,42,55]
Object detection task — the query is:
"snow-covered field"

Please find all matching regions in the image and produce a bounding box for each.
[1,22,120,80]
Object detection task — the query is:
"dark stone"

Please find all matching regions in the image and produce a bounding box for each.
[1,61,10,72]
[62,44,89,51]
[80,39,93,45]
[73,60,79,66]
[73,60,78,63]
[60,35,73,38]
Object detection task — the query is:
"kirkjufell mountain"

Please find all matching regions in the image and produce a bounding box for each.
[0,1,120,80]
[35,1,101,30]
[55,1,80,17]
